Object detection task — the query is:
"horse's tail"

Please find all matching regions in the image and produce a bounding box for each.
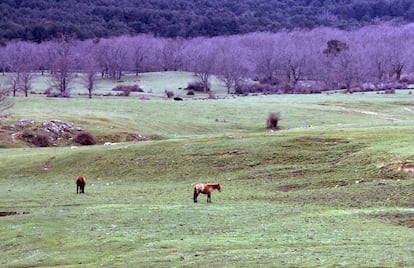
[193,186,198,202]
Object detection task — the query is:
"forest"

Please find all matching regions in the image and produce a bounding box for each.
[1,0,414,42]
[0,23,412,98]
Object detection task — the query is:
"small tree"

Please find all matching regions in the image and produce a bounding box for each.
[49,35,75,97]
[20,71,34,97]
[0,81,13,116]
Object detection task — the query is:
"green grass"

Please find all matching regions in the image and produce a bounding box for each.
[0,71,226,98]
[1,75,414,267]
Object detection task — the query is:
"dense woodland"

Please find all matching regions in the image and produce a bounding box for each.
[1,0,414,42]
[1,23,413,98]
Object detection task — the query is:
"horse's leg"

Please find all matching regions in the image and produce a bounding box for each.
[193,188,198,203]
[77,184,79,194]
[81,184,85,193]
[207,193,211,203]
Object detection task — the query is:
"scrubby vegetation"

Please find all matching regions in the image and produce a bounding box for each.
[72,131,96,145]
[31,131,49,147]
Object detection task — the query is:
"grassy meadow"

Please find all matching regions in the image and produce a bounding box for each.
[0,72,414,267]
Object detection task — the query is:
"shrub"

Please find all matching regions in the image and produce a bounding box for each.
[112,85,143,92]
[266,112,281,130]
[112,85,143,96]
[186,81,207,92]
[384,89,395,94]
[21,128,34,139]
[165,90,174,98]
[208,90,216,99]
[73,131,96,145]
[32,131,49,147]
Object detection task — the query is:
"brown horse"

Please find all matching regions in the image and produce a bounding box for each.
[76,176,86,194]
[398,163,414,175]
[193,183,221,203]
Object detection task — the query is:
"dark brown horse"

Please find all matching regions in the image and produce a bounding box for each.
[76,176,86,194]
[193,183,221,203]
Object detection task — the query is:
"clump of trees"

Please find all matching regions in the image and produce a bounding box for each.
[1,23,414,97]
[2,0,414,42]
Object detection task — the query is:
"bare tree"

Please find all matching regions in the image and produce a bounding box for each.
[182,37,218,92]
[4,42,35,97]
[20,72,34,97]
[215,37,248,94]
[48,35,76,97]
[96,37,128,80]
[128,35,152,76]
[161,37,184,71]
[253,34,279,82]
[79,40,99,98]
[0,82,13,116]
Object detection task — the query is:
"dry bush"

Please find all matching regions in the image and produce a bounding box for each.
[186,81,206,92]
[112,85,143,96]
[165,90,174,98]
[208,90,216,99]
[266,112,281,130]
[112,85,143,92]
[73,131,96,145]
[32,132,50,147]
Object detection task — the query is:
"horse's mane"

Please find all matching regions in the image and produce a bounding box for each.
[206,183,220,187]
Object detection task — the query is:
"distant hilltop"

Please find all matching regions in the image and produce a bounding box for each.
[1,0,414,42]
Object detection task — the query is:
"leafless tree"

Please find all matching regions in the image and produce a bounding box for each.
[252,34,279,82]
[182,37,218,92]
[215,37,248,94]
[5,42,35,97]
[79,40,99,98]
[48,35,76,97]
[161,37,184,71]
[0,82,13,116]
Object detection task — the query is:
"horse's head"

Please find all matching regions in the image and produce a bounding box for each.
[216,183,221,192]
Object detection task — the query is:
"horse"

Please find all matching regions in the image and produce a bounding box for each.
[76,176,87,194]
[398,163,414,175]
[193,183,221,203]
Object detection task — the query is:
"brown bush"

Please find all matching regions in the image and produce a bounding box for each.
[112,85,143,92]
[73,131,96,145]
[32,132,50,147]
[266,112,281,130]
[165,90,174,98]
[112,85,143,96]
[186,81,207,92]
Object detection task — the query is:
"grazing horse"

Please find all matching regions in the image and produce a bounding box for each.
[193,183,221,203]
[76,176,86,194]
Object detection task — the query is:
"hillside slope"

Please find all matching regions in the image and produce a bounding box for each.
[1,0,414,42]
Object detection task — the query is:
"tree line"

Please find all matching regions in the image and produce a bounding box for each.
[1,23,413,98]
[1,0,414,42]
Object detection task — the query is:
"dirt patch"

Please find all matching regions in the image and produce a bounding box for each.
[368,212,414,229]
[275,183,308,192]
[0,211,30,217]
[291,136,350,145]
